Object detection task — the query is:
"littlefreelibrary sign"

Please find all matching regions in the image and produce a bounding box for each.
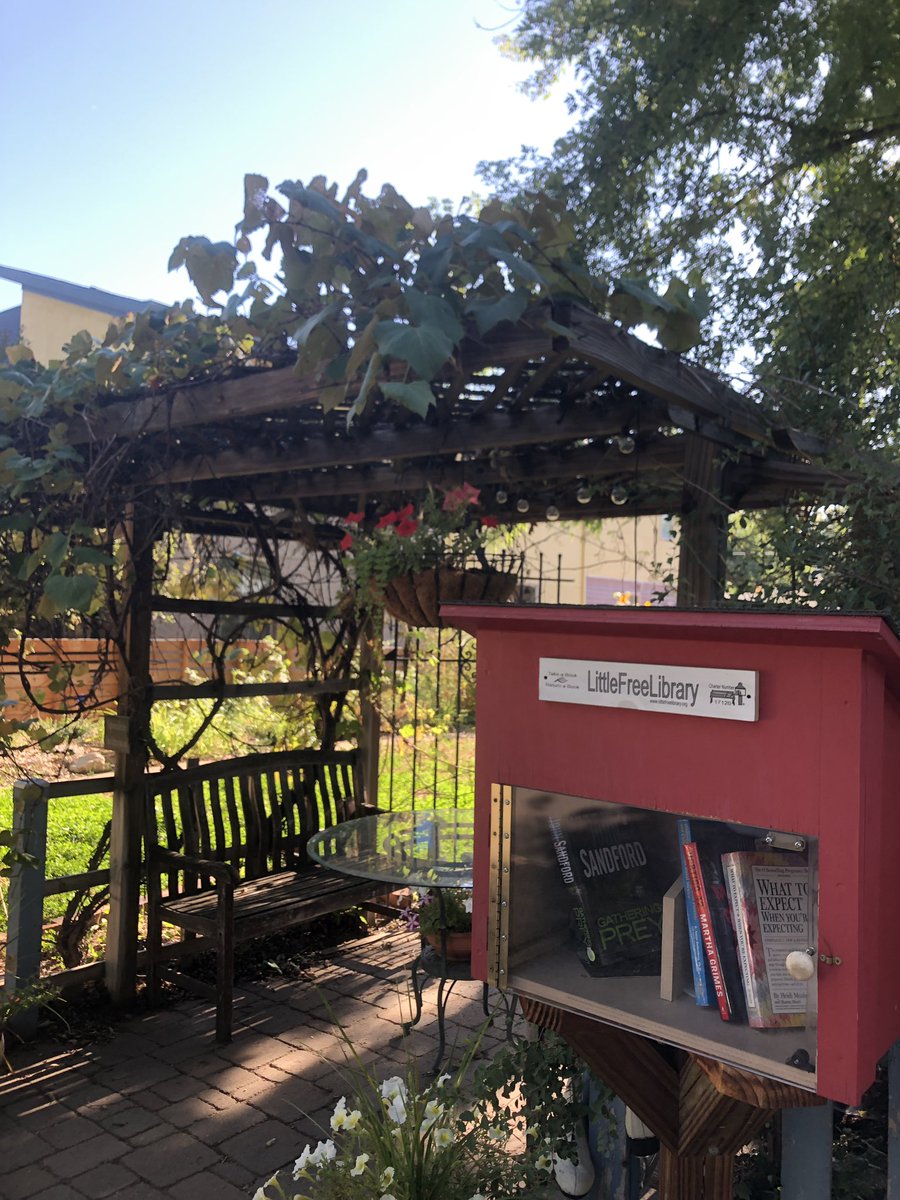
[539,658,758,722]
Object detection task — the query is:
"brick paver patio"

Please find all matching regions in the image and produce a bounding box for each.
[0,928,519,1200]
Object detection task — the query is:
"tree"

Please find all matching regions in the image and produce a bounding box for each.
[482,0,900,613]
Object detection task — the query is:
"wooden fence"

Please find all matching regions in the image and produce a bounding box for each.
[0,636,303,720]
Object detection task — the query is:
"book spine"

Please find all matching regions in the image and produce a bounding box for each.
[681,842,731,1021]
[548,817,600,969]
[722,856,763,1026]
[698,850,748,1024]
[677,819,713,1006]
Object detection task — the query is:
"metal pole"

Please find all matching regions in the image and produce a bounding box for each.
[781,1103,834,1199]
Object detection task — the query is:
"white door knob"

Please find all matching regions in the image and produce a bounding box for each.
[785,950,816,981]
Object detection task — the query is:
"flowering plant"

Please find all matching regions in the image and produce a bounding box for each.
[252,1027,606,1200]
[338,485,503,614]
[414,888,473,939]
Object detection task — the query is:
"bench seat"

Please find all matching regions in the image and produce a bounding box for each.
[145,747,377,1041]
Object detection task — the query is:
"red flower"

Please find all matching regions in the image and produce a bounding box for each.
[395,517,419,537]
[398,503,415,519]
[345,511,365,524]
[340,532,354,550]
[376,510,400,529]
[480,515,499,528]
[442,483,480,513]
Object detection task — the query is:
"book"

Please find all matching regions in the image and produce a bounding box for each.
[676,818,715,1006]
[552,807,681,977]
[547,815,601,971]
[682,840,747,1022]
[722,850,811,1029]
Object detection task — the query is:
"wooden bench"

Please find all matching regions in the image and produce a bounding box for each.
[145,747,378,1042]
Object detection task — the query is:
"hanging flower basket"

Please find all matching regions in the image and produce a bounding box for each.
[380,566,519,628]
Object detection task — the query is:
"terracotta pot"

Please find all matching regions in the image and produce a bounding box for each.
[425,930,472,961]
[381,568,518,627]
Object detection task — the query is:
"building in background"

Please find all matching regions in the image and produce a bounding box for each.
[520,515,677,607]
[0,265,163,364]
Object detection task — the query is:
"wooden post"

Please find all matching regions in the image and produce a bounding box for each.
[3,779,48,1037]
[676,434,728,608]
[888,1042,900,1198]
[105,511,155,1005]
[781,1101,833,1198]
[358,616,382,811]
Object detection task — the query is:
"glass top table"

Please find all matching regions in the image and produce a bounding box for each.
[307,810,474,889]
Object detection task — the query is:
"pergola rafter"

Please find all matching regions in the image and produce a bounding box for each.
[71,303,838,538]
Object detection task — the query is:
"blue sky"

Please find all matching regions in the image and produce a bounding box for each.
[0,1,571,314]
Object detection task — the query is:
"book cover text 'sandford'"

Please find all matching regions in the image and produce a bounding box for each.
[722,851,811,1029]
[553,808,680,976]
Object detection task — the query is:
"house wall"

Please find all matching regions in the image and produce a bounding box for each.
[522,515,678,605]
[19,291,119,364]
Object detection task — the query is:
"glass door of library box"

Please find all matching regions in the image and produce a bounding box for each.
[489,786,819,1092]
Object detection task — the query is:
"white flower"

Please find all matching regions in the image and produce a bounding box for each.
[435,1073,452,1089]
[344,1108,362,1130]
[380,1195,399,1200]
[487,1124,506,1141]
[379,1167,396,1189]
[385,1094,407,1125]
[304,1138,337,1168]
[536,1152,554,1172]
[381,1075,408,1103]
[433,1125,454,1149]
[463,897,473,913]
[330,1096,348,1131]
[469,1194,487,1200]
[420,1097,445,1134]
[350,1153,370,1177]
[293,1145,314,1176]
[252,1189,267,1200]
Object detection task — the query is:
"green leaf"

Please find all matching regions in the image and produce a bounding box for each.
[416,235,454,286]
[347,352,383,424]
[374,321,454,381]
[43,572,98,614]
[169,237,238,304]
[294,302,340,349]
[380,381,436,417]
[42,531,71,570]
[503,254,546,286]
[614,276,672,313]
[278,181,344,225]
[657,310,702,352]
[71,546,114,567]
[465,289,530,336]
[240,173,270,235]
[403,291,464,344]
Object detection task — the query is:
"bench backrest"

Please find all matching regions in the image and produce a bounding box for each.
[146,748,362,892]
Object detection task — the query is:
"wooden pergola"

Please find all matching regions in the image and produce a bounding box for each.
[56,300,839,1005]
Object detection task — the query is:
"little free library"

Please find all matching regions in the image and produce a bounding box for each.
[445,602,900,1200]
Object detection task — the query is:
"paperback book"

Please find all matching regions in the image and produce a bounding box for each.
[681,822,758,1023]
[722,850,811,1028]
[550,807,681,977]
[676,818,715,1007]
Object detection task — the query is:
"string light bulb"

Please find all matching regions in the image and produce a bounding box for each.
[516,497,530,514]
[610,483,629,506]
[546,505,560,521]
[576,485,592,505]
[616,433,636,455]
[495,488,508,505]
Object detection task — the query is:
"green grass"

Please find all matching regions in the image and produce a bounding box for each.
[0,734,476,933]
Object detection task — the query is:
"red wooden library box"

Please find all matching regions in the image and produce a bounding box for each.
[442,605,900,1106]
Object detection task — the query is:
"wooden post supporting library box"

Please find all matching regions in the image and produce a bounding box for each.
[442,605,900,1200]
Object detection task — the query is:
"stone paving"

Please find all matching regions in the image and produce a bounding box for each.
[0,929,518,1200]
